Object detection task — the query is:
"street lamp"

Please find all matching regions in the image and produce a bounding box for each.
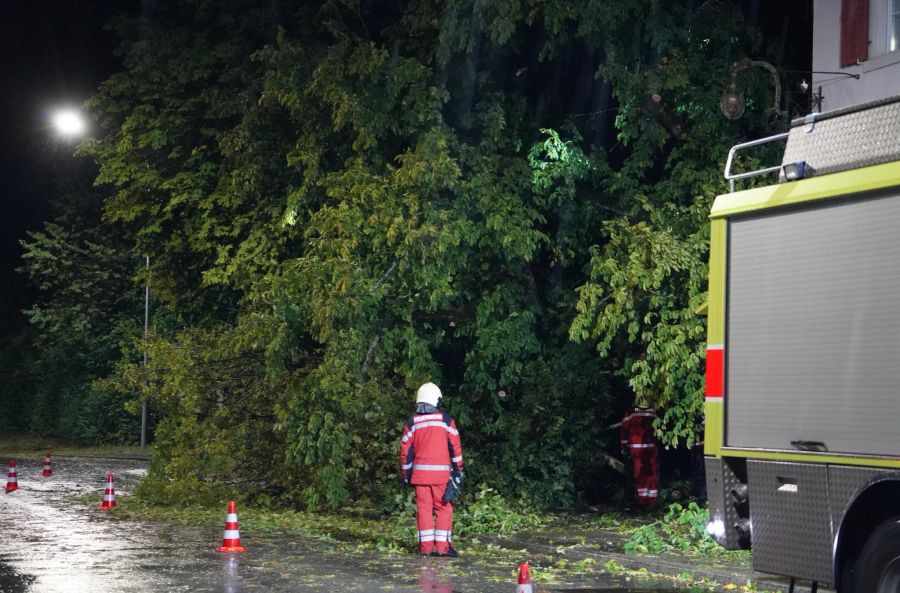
[51,108,87,137]
[50,107,149,447]
[50,108,150,449]
[720,59,788,120]
[48,106,150,447]
[141,255,150,449]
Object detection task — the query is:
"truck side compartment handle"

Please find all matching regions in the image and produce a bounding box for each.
[790,440,828,452]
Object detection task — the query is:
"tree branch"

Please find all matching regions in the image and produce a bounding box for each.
[358,334,380,382]
[373,261,397,292]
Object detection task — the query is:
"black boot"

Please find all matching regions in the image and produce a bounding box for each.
[436,545,459,558]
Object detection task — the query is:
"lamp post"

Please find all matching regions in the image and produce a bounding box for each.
[141,255,149,449]
[50,108,150,448]
[50,108,150,449]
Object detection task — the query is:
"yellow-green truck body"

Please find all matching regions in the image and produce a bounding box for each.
[704,96,900,591]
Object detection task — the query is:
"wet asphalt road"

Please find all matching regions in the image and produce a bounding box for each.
[0,457,709,593]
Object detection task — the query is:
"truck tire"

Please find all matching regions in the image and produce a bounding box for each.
[848,516,900,593]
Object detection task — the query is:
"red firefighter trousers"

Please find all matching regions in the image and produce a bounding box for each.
[631,445,659,506]
[415,483,453,554]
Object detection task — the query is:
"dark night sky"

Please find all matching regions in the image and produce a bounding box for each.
[0,1,138,333]
[0,0,811,338]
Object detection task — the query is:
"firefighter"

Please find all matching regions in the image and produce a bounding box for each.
[619,398,659,508]
[400,382,464,557]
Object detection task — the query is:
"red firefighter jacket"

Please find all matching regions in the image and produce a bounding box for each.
[619,406,657,451]
[400,408,464,485]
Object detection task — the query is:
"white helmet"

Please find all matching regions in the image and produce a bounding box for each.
[416,382,442,407]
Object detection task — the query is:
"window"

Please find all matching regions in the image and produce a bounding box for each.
[841,0,870,66]
[892,0,900,51]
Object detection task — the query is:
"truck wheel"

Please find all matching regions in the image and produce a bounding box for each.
[849,516,900,593]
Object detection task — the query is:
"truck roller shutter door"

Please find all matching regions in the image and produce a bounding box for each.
[726,191,900,457]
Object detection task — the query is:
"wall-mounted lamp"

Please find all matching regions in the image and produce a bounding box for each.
[720,59,788,120]
[720,84,746,120]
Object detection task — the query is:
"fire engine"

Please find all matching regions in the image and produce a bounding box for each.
[704,96,900,592]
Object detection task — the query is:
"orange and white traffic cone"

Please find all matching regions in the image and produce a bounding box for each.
[4,459,18,492]
[99,472,116,510]
[216,500,247,552]
[42,452,53,477]
[516,561,533,593]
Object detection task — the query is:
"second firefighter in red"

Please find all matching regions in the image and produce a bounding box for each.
[620,403,659,507]
[400,382,464,557]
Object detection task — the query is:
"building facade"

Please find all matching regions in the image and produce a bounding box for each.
[813,0,900,109]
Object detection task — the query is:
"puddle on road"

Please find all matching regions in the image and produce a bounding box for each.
[222,554,241,593]
[410,565,463,593]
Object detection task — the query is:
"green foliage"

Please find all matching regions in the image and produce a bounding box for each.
[661,502,718,551]
[17,189,142,443]
[560,1,785,446]
[0,330,37,433]
[12,0,804,508]
[119,323,297,506]
[623,523,670,555]
[454,485,544,537]
[623,502,721,555]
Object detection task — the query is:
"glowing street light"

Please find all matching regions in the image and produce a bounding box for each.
[52,109,87,137]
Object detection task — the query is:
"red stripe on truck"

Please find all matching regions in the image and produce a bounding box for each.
[706,346,724,398]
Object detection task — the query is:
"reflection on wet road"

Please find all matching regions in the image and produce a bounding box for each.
[0,457,709,592]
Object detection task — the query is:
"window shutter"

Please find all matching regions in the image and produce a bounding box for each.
[840,0,870,67]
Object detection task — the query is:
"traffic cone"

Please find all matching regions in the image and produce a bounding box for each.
[99,472,116,510]
[216,500,247,552]
[42,452,53,477]
[516,561,533,593]
[4,459,18,492]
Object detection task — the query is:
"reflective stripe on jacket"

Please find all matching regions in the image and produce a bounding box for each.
[619,406,656,448]
[400,410,464,485]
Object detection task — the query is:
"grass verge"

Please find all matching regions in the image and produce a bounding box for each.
[0,433,149,460]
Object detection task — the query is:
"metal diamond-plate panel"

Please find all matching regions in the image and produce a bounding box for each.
[748,460,833,584]
[828,465,887,528]
[705,456,746,550]
[782,99,900,179]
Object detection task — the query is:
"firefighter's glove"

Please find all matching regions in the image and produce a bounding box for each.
[442,470,463,503]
